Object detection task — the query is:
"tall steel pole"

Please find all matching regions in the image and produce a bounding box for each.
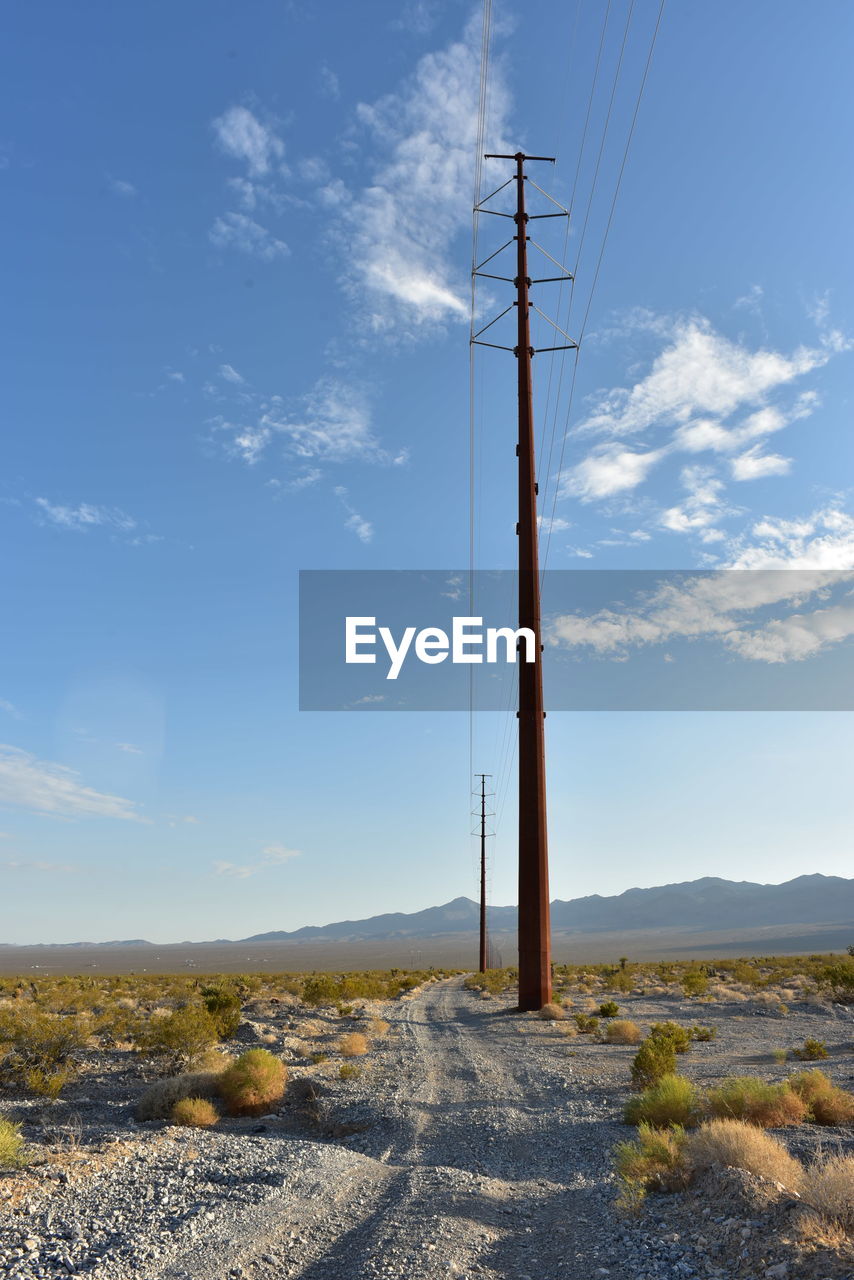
[512,152,552,1011]
[476,773,491,972]
[477,151,570,1010]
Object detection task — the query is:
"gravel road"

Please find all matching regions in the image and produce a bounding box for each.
[2,976,853,1279]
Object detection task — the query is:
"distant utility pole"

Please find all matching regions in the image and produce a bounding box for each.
[474,773,493,972]
[474,152,577,1010]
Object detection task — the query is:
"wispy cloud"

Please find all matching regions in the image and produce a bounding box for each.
[335,486,373,543]
[0,698,22,720]
[0,745,141,821]
[219,363,245,385]
[114,742,143,755]
[326,12,511,331]
[34,498,137,533]
[212,106,285,178]
[214,842,301,879]
[108,177,137,197]
[3,858,77,873]
[209,211,289,261]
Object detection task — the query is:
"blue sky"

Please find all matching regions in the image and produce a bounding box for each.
[1,1,853,943]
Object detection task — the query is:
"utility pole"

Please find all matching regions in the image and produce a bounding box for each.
[474,152,577,1010]
[474,773,492,972]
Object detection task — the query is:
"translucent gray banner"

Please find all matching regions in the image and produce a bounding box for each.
[299,570,854,710]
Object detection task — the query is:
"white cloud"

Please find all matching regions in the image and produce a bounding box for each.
[212,106,285,178]
[219,363,244,385]
[537,515,572,533]
[214,842,301,879]
[730,447,791,481]
[562,444,666,501]
[114,742,143,755]
[335,486,374,543]
[220,379,381,466]
[579,318,830,440]
[331,13,511,330]
[0,745,141,821]
[318,64,340,100]
[108,177,136,197]
[209,212,289,261]
[725,603,854,664]
[0,698,22,720]
[34,499,137,533]
[660,465,732,534]
[728,506,854,570]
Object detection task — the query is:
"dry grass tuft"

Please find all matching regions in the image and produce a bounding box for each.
[368,1018,390,1038]
[788,1069,854,1126]
[800,1154,854,1232]
[605,1019,643,1045]
[0,1117,27,1169]
[537,1003,566,1021]
[705,1076,807,1128]
[338,1032,369,1058]
[687,1119,804,1191]
[171,1097,219,1128]
[136,1072,221,1121]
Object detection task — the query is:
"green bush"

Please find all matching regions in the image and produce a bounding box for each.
[818,959,854,1002]
[200,986,242,1040]
[690,1025,716,1042]
[0,1117,27,1170]
[339,1063,362,1080]
[598,1001,620,1018]
[631,1037,677,1089]
[624,1075,700,1128]
[791,1037,829,1061]
[649,1022,692,1054]
[135,1071,221,1121]
[614,1122,688,1210]
[218,1049,287,1116]
[0,1007,86,1071]
[573,1013,600,1034]
[682,969,709,998]
[137,1004,219,1070]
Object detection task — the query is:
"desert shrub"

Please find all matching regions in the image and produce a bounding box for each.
[801,1154,854,1232]
[788,1070,854,1125]
[172,1097,219,1128]
[336,1003,354,1017]
[625,1074,700,1128]
[818,959,854,1003]
[573,1014,600,1034]
[687,1119,803,1191]
[309,1051,328,1064]
[0,1007,86,1072]
[339,1063,362,1080]
[537,1003,566,1021]
[729,962,763,987]
[772,1048,788,1064]
[605,1019,642,1045]
[705,1077,807,1128]
[218,1049,287,1116]
[135,1071,221,1121]
[138,1004,219,1070]
[682,970,709,998]
[649,1021,692,1054]
[0,1117,27,1169]
[690,1025,715,1042]
[630,1037,677,1089]
[368,1018,390,1038]
[791,1037,828,1061]
[301,975,340,1007]
[200,986,242,1040]
[338,1033,369,1057]
[23,1066,73,1100]
[598,1000,620,1018]
[614,1122,689,1210]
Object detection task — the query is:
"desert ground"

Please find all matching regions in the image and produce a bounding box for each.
[1,960,853,1279]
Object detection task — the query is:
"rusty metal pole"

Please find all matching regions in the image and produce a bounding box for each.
[477,773,489,972]
[514,152,552,1011]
